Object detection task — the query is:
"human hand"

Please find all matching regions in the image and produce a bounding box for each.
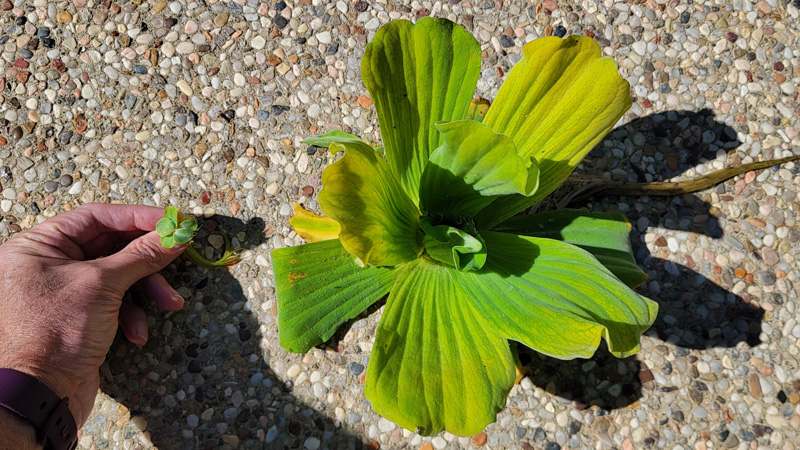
[0,203,187,428]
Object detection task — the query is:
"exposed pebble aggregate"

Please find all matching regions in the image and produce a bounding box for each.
[1,0,800,449]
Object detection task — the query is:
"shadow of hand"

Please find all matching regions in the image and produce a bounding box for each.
[99,215,365,450]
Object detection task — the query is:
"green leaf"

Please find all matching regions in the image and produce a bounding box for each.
[420,217,486,272]
[164,205,179,224]
[364,259,515,436]
[451,232,658,359]
[179,218,198,232]
[156,218,176,237]
[173,228,194,244]
[476,36,632,228]
[319,140,422,267]
[362,17,481,202]
[304,130,364,148]
[493,209,647,287]
[160,234,176,249]
[420,120,539,217]
[271,239,400,353]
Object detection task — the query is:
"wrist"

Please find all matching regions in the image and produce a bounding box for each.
[0,332,96,428]
[0,361,84,427]
[0,368,78,450]
[0,406,41,450]
[0,346,76,400]
[0,356,73,400]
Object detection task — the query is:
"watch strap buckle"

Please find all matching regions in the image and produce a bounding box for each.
[39,396,78,450]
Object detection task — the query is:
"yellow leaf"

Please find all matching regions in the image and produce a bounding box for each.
[319,141,422,267]
[477,36,632,228]
[289,203,340,243]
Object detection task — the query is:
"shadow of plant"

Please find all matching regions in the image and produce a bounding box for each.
[99,215,365,450]
[516,109,765,410]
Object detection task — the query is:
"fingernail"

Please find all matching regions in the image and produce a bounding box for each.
[135,321,148,343]
[173,295,185,309]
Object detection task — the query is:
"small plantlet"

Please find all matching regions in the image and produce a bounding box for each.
[157,206,241,268]
[156,206,198,248]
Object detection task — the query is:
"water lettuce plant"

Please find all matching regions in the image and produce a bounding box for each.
[156,206,199,248]
[271,18,658,436]
[156,206,240,268]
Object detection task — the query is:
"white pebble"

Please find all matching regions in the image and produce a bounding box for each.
[286,364,301,378]
[176,80,193,96]
[431,437,447,449]
[316,31,331,44]
[68,181,83,195]
[252,36,266,49]
[81,84,95,99]
[378,418,395,432]
[667,237,679,252]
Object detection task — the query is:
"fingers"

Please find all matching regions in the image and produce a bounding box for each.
[81,230,147,260]
[132,273,185,311]
[44,203,168,247]
[120,272,185,348]
[119,302,148,345]
[9,226,87,260]
[119,276,184,346]
[94,231,186,290]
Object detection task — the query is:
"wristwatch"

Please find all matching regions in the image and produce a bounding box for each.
[0,368,78,450]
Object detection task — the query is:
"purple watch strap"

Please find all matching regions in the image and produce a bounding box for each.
[0,368,78,450]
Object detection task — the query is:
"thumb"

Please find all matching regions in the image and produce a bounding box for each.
[94,231,186,290]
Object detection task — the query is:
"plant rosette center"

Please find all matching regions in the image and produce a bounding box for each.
[420,213,487,272]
